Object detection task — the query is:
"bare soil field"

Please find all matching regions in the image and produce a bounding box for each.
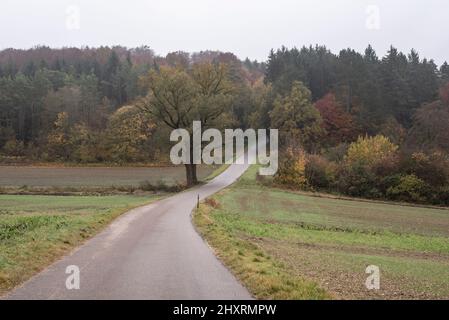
[0,166,214,188]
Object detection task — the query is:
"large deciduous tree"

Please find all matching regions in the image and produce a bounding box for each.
[106,105,155,163]
[140,63,234,186]
[270,81,324,152]
[314,93,357,145]
[407,83,449,152]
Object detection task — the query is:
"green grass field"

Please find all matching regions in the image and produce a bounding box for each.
[194,166,449,300]
[0,194,161,296]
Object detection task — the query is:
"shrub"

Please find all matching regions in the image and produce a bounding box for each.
[70,124,98,163]
[400,152,449,187]
[386,174,428,203]
[275,148,308,189]
[433,186,449,205]
[376,174,402,196]
[105,105,155,163]
[2,138,25,156]
[305,155,337,190]
[138,180,184,193]
[323,143,348,162]
[345,135,398,167]
[336,162,381,198]
[46,112,72,160]
[334,135,400,199]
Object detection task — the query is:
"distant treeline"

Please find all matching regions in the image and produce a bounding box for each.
[1,44,449,204]
[265,45,448,130]
[0,46,264,162]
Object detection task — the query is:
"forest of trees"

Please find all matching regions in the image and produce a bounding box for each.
[0,46,264,164]
[258,45,449,205]
[1,44,449,203]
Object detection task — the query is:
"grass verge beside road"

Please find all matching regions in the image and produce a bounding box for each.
[0,194,161,296]
[193,166,449,299]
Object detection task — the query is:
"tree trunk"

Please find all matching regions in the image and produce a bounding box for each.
[185,164,198,187]
[185,136,198,187]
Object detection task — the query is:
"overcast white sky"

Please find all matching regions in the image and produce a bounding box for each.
[1,0,448,65]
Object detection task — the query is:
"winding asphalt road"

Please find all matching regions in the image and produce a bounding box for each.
[3,158,254,300]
